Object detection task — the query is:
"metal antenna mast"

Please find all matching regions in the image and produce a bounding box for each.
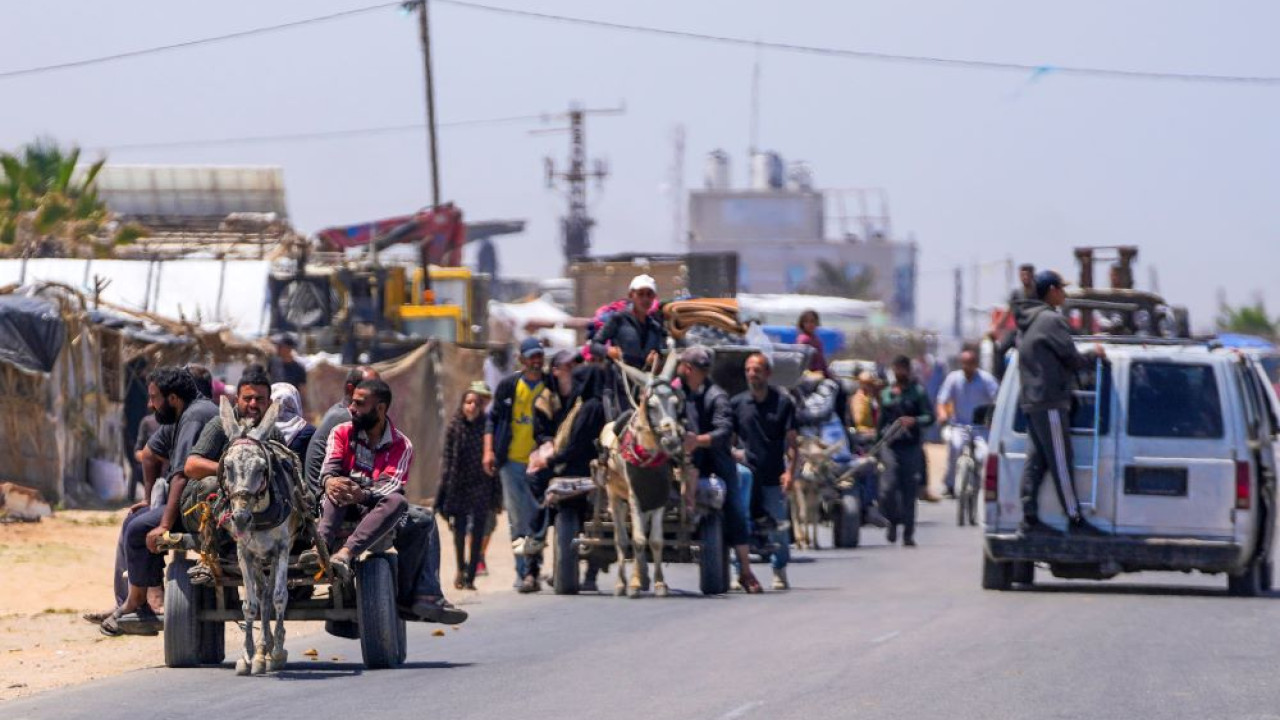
[539,102,625,264]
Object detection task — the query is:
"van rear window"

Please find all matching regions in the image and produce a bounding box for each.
[1127,362,1223,438]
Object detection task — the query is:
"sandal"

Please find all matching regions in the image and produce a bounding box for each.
[187,562,215,587]
[454,571,466,590]
[83,608,115,625]
[328,555,352,581]
[738,574,764,595]
[99,608,125,637]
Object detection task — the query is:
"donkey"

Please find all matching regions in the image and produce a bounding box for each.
[218,396,306,676]
[793,436,847,550]
[598,350,689,598]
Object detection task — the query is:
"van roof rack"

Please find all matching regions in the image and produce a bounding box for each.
[1075,335,1217,348]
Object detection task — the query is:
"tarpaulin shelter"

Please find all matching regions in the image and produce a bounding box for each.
[0,282,268,506]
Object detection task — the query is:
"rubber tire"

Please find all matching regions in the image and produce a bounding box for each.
[553,510,581,595]
[981,555,1014,591]
[1229,559,1265,597]
[356,556,402,669]
[326,620,360,640]
[197,590,225,665]
[1263,558,1274,593]
[396,617,408,665]
[955,457,975,526]
[1011,561,1035,586]
[163,557,201,668]
[698,510,730,595]
[833,494,861,548]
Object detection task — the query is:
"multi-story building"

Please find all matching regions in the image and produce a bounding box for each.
[688,151,918,327]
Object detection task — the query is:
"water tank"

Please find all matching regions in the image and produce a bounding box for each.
[704,150,731,190]
[750,151,785,190]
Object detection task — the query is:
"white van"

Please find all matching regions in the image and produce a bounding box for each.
[981,338,1278,595]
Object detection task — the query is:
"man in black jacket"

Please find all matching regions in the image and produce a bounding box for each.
[1015,270,1106,536]
[590,274,668,418]
[678,347,760,590]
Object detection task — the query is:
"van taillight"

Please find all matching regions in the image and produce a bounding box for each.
[984,454,999,502]
[1236,460,1252,510]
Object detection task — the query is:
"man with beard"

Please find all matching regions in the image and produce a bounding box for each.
[317,380,410,580]
[308,367,465,623]
[731,353,799,592]
[678,347,760,592]
[100,366,218,636]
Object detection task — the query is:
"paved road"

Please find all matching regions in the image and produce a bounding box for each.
[11,501,1280,720]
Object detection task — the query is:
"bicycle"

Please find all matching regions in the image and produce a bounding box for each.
[950,423,983,527]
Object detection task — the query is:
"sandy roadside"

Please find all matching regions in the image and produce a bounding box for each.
[0,509,518,702]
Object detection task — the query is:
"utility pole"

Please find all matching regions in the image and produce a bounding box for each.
[539,103,624,265]
[953,267,963,339]
[407,0,441,207]
[670,124,686,249]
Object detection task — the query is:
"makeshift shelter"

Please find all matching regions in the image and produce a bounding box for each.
[0,282,268,506]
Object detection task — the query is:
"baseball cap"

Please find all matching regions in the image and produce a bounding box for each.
[629,274,658,294]
[272,333,298,349]
[468,380,493,398]
[519,337,545,358]
[1034,270,1070,299]
[550,349,578,368]
[679,346,712,370]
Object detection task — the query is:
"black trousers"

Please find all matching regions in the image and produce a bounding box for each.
[1021,408,1082,523]
[880,444,925,540]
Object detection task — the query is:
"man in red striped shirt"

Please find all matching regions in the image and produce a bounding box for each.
[318,379,411,578]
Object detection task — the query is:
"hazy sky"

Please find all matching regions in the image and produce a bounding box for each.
[2,1,1277,332]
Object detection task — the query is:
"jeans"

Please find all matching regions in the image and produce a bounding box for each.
[394,505,444,603]
[499,461,541,580]
[944,426,989,494]
[761,485,790,571]
[730,465,755,575]
[716,461,749,548]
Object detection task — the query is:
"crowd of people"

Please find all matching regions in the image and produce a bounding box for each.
[90,264,1095,636]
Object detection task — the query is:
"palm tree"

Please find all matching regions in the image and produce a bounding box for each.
[0,140,142,260]
[802,259,877,299]
[1217,301,1278,340]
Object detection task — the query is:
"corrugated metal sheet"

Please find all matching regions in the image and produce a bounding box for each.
[87,165,289,219]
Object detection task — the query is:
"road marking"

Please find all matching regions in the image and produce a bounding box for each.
[719,700,764,719]
[871,630,900,644]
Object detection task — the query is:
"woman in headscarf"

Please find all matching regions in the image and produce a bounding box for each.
[271,382,315,457]
[437,382,497,590]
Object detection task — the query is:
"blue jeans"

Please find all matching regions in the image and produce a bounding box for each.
[499,460,539,580]
[761,485,790,571]
[731,465,755,575]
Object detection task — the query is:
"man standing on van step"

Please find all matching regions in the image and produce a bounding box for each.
[1015,270,1107,536]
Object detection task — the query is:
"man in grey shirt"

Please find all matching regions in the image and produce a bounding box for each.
[936,349,1000,497]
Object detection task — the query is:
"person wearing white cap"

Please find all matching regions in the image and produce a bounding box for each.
[588,273,667,372]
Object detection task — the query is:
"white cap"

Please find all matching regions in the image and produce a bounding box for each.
[629,274,658,293]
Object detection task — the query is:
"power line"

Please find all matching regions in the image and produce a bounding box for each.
[0,1,402,81]
[92,113,553,152]
[436,0,1280,86]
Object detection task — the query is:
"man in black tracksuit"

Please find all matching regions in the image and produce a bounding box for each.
[1015,270,1106,536]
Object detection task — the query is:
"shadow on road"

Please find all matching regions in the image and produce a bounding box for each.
[264,660,474,680]
[1012,583,1280,599]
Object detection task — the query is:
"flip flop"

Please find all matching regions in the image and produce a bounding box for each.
[739,574,764,595]
[83,608,115,625]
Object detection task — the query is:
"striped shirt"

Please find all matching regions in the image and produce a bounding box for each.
[320,419,414,498]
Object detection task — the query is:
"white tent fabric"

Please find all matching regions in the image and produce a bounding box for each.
[488,294,577,349]
[0,258,270,337]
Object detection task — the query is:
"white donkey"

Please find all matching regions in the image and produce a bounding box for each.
[598,350,689,598]
[218,397,307,676]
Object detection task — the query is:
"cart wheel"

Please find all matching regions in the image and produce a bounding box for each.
[833,493,861,548]
[164,557,201,668]
[357,555,402,669]
[698,510,730,595]
[197,586,225,665]
[553,510,581,595]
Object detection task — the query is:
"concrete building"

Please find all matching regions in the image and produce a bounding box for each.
[688,151,918,327]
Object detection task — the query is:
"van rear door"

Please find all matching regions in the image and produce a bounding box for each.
[1114,359,1236,538]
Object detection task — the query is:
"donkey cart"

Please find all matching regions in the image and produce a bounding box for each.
[158,534,407,671]
[545,470,731,596]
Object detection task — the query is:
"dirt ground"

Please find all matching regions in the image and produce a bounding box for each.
[0,508,519,703]
[0,445,948,703]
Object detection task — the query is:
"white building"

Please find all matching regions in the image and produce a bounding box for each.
[688,151,918,327]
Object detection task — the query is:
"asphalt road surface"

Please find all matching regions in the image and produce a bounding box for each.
[11,501,1280,720]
